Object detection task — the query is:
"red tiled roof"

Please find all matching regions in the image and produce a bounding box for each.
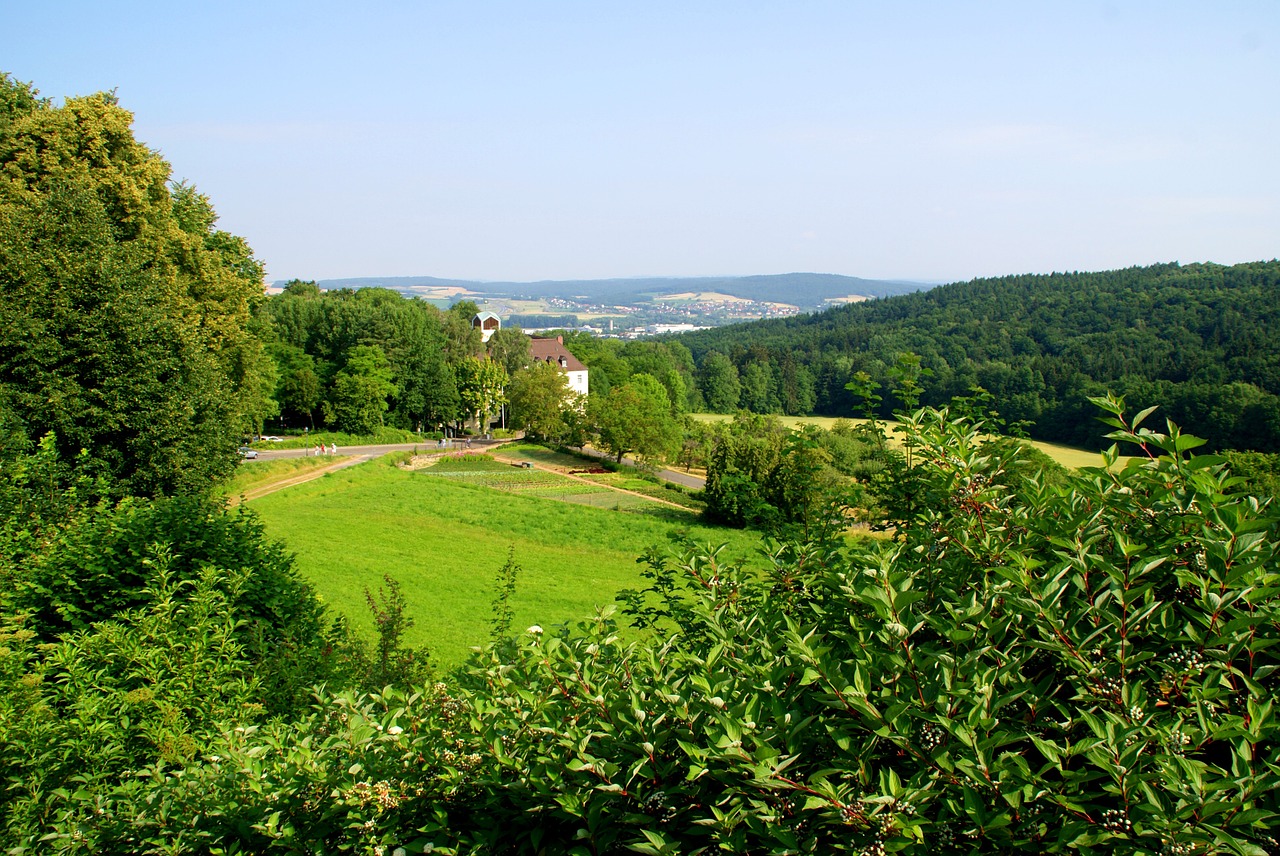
[528,337,587,372]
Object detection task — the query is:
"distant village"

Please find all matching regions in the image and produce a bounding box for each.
[489,291,805,339]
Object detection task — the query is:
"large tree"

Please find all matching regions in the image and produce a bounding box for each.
[589,372,681,464]
[486,325,532,378]
[323,345,397,434]
[507,361,571,444]
[698,350,742,413]
[0,75,273,495]
[454,356,507,433]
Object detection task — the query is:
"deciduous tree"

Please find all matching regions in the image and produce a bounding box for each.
[590,373,680,463]
[507,361,571,444]
[0,75,272,495]
[454,356,507,433]
[323,345,397,434]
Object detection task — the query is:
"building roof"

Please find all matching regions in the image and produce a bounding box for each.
[528,336,587,372]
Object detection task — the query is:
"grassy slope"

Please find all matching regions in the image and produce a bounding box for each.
[217,457,343,501]
[688,413,1111,470]
[247,458,761,667]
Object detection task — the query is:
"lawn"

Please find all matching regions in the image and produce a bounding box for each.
[246,457,762,668]
[218,457,342,502]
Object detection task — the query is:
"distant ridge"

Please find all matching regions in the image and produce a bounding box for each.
[278,273,934,310]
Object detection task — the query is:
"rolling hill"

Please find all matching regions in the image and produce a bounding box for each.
[281,272,933,311]
[671,261,1280,453]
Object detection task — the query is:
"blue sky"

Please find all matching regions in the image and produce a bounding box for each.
[3,1,1276,284]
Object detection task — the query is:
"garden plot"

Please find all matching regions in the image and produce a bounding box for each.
[422,453,622,504]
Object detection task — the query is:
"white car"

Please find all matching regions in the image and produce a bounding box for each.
[239,447,259,459]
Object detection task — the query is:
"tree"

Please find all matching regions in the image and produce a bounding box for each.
[506,361,571,444]
[698,350,741,413]
[703,412,787,526]
[442,303,484,362]
[323,345,397,434]
[399,352,460,433]
[589,373,681,464]
[454,356,507,433]
[0,75,272,496]
[271,344,321,428]
[486,325,532,378]
[739,359,775,412]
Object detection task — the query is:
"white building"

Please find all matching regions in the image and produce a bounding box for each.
[473,311,501,343]
[528,335,589,397]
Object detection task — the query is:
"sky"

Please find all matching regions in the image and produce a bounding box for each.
[3,1,1277,284]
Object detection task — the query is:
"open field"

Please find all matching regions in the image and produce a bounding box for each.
[218,457,347,502]
[687,413,1113,470]
[246,457,762,667]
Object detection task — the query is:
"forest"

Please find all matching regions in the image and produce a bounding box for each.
[2,74,1278,853]
[671,262,1280,452]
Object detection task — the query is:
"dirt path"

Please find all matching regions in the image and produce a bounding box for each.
[228,455,372,504]
[234,450,693,514]
[487,453,693,512]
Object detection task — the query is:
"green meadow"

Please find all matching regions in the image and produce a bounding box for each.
[688,413,1113,470]
[217,456,342,502]
[247,457,762,667]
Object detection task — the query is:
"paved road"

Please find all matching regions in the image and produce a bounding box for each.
[251,437,508,461]
[573,445,706,490]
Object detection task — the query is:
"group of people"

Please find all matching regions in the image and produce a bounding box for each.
[306,442,338,456]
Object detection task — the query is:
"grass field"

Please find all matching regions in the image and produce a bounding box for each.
[218,457,344,502]
[246,457,762,667]
[687,413,1113,470]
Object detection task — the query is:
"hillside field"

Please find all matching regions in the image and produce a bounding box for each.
[246,457,762,666]
[688,413,1111,470]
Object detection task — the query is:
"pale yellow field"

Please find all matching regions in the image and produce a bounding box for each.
[477,298,625,323]
[688,413,1114,471]
[654,291,751,303]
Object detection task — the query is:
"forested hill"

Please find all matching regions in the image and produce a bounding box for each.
[673,261,1280,452]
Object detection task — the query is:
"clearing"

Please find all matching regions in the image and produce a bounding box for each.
[244,455,759,667]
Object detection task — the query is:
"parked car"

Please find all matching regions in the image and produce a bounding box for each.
[239,447,259,459]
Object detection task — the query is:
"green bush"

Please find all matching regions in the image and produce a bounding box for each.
[11,400,1279,854]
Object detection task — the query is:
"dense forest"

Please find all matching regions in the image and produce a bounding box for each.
[671,262,1280,452]
[3,75,1278,853]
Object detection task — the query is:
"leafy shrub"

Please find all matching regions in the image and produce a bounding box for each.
[12,400,1280,854]
[0,563,267,850]
[11,495,333,717]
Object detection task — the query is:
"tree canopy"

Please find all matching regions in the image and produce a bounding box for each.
[674,261,1280,452]
[590,372,682,464]
[0,74,272,495]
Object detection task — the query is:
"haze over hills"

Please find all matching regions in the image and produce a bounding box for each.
[282,272,934,311]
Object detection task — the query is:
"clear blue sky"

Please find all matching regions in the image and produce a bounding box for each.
[4,1,1276,284]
